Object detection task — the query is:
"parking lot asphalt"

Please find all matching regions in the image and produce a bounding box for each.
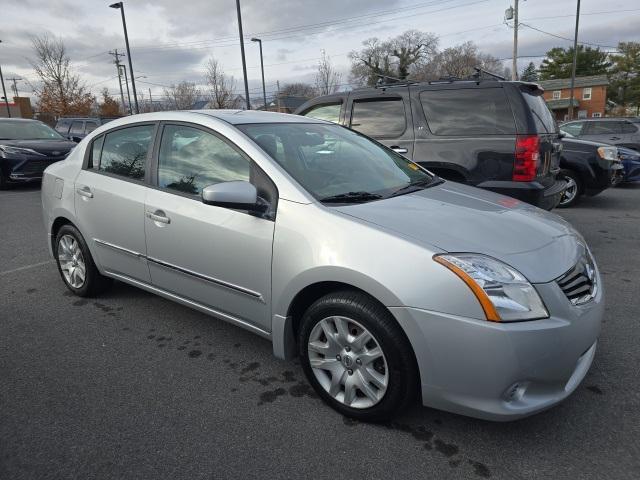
[1,184,639,480]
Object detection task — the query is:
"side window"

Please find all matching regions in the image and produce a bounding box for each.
[421,88,516,135]
[350,98,406,137]
[85,121,99,134]
[620,121,637,134]
[100,124,154,180]
[158,125,250,195]
[587,121,619,135]
[302,103,342,123]
[69,121,84,135]
[560,122,584,137]
[89,135,104,169]
[56,120,70,134]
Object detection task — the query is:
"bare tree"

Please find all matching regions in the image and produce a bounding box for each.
[315,50,342,95]
[413,41,510,81]
[205,58,236,109]
[349,30,439,86]
[280,82,317,97]
[29,34,94,115]
[162,81,201,110]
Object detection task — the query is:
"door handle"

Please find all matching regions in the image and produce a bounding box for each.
[76,186,93,198]
[390,146,408,154]
[146,210,171,224]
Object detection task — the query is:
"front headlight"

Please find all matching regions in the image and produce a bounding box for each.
[597,146,617,161]
[0,145,45,156]
[434,253,549,322]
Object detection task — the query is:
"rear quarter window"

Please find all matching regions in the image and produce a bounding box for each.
[522,92,557,134]
[420,88,516,135]
[302,103,342,123]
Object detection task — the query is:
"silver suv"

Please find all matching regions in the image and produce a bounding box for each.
[42,110,603,422]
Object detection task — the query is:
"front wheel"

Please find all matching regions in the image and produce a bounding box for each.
[558,169,582,208]
[298,291,418,422]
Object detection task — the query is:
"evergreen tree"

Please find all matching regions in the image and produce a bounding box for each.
[520,62,538,81]
[538,46,610,80]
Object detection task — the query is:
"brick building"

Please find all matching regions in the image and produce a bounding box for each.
[538,75,608,121]
[0,96,34,119]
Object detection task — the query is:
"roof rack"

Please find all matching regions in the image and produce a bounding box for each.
[470,67,506,81]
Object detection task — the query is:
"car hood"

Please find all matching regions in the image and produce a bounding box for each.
[0,139,76,156]
[334,181,583,283]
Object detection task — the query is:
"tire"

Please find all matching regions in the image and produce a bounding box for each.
[298,290,418,422]
[558,169,582,208]
[54,224,112,297]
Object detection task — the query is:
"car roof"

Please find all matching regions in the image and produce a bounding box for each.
[563,117,640,123]
[191,109,328,125]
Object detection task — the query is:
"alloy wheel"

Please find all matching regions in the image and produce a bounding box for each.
[57,234,86,289]
[308,316,389,409]
[560,176,578,206]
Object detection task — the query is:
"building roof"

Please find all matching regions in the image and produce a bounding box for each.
[538,75,609,91]
[545,98,580,110]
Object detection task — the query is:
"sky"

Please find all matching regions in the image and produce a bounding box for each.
[1,0,639,105]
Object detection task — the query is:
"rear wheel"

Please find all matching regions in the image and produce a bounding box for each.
[54,224,112,296]
[558,169,582,208]
[298,291,418,421]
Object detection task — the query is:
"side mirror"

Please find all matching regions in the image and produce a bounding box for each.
[72,136,82,143]
[202,181,267,213]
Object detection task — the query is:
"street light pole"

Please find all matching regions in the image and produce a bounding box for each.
[110,2,139,114]
[251,38,267,110]
[568,0,581,121]
[235,0,251,110]
[0,40,11,117]
[120,64,133,114]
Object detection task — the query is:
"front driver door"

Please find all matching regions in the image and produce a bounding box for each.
[144,123,276,333]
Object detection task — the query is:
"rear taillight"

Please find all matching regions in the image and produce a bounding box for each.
[513,135,540,182]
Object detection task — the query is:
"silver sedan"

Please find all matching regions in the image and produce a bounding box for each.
[41,110,603,421]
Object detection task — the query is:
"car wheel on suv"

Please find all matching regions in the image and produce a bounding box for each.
[558,169,582,207]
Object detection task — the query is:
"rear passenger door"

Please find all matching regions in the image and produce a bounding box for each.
[345,89,414,158]
[75,123,157,283]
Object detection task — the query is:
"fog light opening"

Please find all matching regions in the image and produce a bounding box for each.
[504,382,528,403]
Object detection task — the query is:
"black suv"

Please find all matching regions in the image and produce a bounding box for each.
[296,79,565,210]
[55,117,118,142]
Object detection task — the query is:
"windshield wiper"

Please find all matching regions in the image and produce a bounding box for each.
[320,191,383,203]
[390,176,443,197]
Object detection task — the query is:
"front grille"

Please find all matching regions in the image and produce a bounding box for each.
[557,252,598,305]
[17,159,52,175]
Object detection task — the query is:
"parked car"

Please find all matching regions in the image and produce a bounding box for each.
[0,118,76,189]
[55,117,119,142]
[617,146,640,183]
[557,138,623,207]
[295,78,566,210]
[42,110,603,422]
[560,117,640,151]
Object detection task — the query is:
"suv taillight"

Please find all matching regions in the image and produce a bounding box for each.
[513,135,540,182]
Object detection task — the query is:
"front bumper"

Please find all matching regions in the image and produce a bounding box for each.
[390,277,603,421]
[476,179,566,211]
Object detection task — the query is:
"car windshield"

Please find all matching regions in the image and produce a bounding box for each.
[237,123,434,202]
[0,120,64,140]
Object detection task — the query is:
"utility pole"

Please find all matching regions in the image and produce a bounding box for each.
[7,77,21,97]
[276,80,281,113]
[235,0,251,110]
[119,64,132,114]
[110,2,139,113]
[251,38,267,110]
[109,49,127,115]
[148,87,153,112]
[568,0,581,121]
[512,0,519,80]
[0,40,11,117]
